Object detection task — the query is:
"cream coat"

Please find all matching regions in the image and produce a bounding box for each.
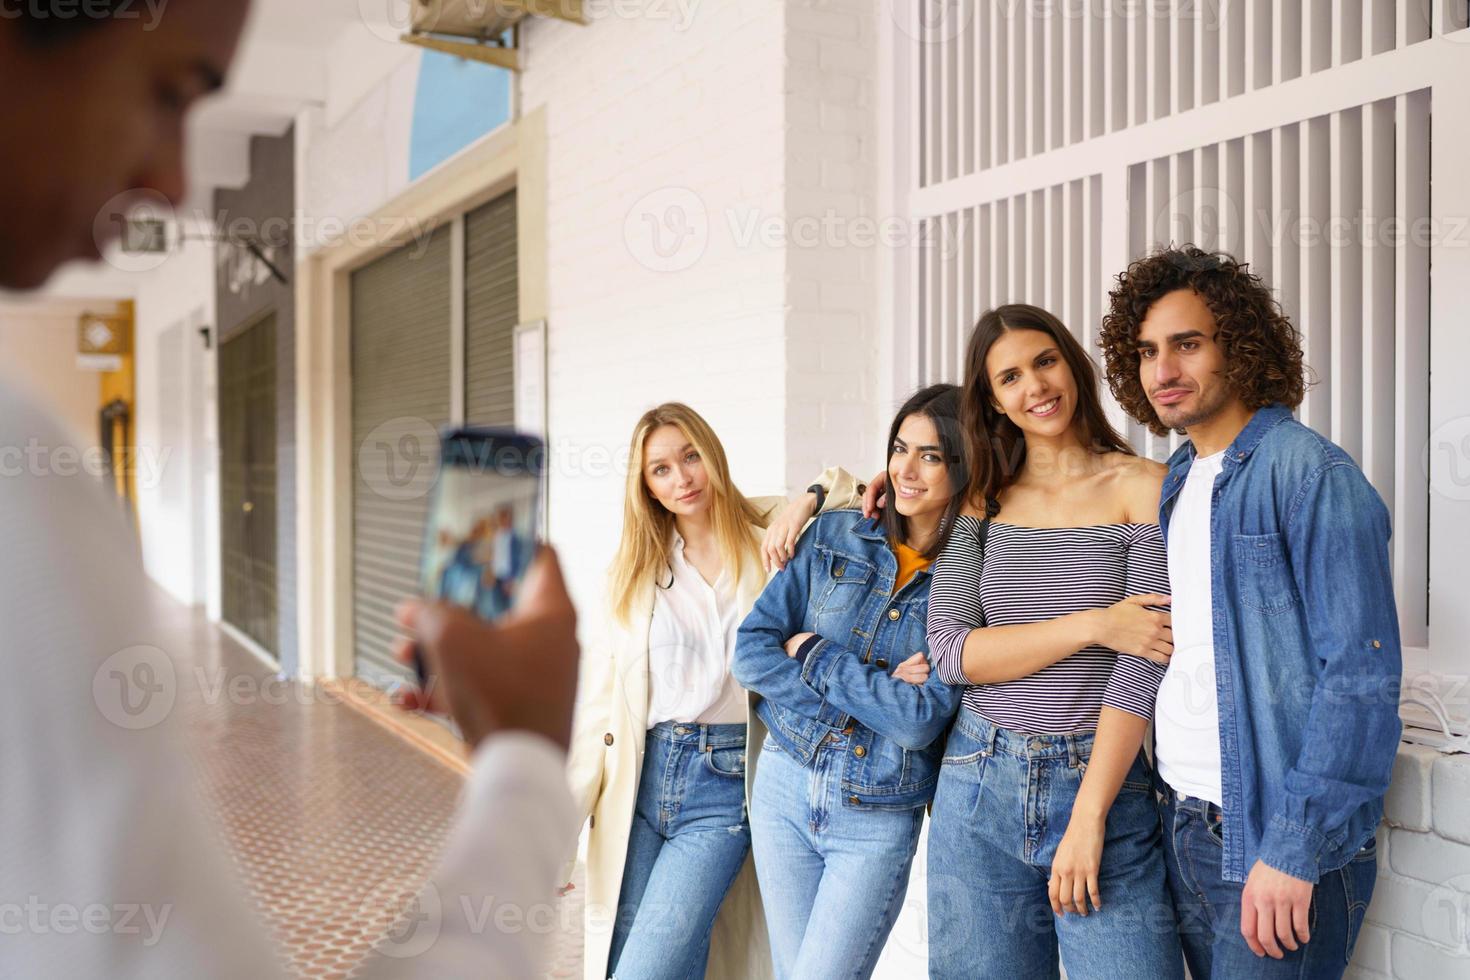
[565,472,860,980]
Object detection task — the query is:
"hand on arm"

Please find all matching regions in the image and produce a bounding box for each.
[957,595,1172,684]
[890,651,931,686]
[861,470,887,518]
[1049,707,1149,917]
[761,466,867,571]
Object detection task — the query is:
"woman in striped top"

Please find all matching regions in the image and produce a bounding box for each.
[916,304,1184,978]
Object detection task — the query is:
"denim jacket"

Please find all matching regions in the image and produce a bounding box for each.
[1159,405,1402,883]
[733,509,963,810]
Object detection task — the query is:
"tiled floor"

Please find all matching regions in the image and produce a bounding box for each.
[150,588,585,978]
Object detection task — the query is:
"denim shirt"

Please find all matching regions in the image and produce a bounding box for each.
[733,510,963,810]
[1159,405,1402,883]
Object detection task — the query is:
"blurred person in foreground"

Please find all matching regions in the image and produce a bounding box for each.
[0,4,581,976]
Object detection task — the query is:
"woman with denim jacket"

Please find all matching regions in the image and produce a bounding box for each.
[562,402,859,980]
[732,384,967,980]
[860,306,1185,978]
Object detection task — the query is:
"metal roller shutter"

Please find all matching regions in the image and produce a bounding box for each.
[351,226,452,687]
[464,189,518,426]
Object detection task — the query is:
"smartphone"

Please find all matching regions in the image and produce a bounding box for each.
[412,427,546,688]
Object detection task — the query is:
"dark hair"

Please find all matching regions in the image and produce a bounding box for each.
[879,383,967,559]
[1099,245,1306,436]
[10,4,130,45]
[961,304,1133,505]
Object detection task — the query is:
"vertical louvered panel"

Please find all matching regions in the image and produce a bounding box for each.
[907,6,1437,647]
[1394,90,1430,646]
[1329,106,1363,459]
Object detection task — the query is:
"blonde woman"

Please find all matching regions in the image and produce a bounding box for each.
[566,403,857,980]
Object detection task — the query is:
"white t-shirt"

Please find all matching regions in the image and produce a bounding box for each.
[1154,448,1226,805]
[0,386,575,977]
[646,533,747,725]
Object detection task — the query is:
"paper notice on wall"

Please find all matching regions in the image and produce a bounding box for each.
[513,320,546,439]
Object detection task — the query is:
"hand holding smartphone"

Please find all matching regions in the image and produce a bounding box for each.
[411,427,545,690]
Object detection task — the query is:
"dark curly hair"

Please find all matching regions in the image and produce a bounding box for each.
[1099,246,1306,436]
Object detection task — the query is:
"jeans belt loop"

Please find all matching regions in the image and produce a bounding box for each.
[697,725,709,753]
[983,723,996,758]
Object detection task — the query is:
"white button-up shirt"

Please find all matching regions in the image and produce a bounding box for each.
[645,533,748,726]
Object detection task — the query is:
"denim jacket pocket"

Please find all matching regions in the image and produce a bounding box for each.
[1233,532,1302,614]
[813,548,874,629]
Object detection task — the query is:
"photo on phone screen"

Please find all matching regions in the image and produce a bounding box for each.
[419,428,545,624]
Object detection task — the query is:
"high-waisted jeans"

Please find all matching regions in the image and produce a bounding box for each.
[749,730,925,979]
[607,721,750,980]
[926,709,1185,979]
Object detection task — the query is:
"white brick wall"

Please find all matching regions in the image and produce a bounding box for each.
[782,0,882,491]
[1353,747,1470,979]
[519,0,887,623]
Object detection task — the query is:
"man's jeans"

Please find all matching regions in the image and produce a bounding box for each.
[608,722,750,980]
[749,731,924,979]
[1160,788,1378,979]
[927,709,1185,979]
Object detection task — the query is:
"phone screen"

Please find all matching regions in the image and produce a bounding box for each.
[420,426,546,617]
[418,428,545,624]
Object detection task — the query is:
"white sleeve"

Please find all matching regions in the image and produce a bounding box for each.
[356,734,578,978]
[0,393,281,979]
[0,391,576,979]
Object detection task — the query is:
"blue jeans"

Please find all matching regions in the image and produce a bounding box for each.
[927,710,1185,979]
[749,731,924,980]
[608,722,751,980]
[1160,788,1378,979]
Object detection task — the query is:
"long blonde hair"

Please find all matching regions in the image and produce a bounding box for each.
[608,402,767,626]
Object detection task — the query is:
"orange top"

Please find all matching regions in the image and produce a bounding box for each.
[893,541,932,592]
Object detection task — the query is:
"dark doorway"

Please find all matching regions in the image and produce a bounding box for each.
[219,313,279,656]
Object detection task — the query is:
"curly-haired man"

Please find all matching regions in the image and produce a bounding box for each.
[1099,246,1401,979]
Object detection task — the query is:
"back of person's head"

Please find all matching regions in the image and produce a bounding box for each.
[879,383,968,558]
[961,304,1131,503]
[0,0,252,290]
[1098,245,1307,436]
[10,3,128,45]
[607,402,764,625]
